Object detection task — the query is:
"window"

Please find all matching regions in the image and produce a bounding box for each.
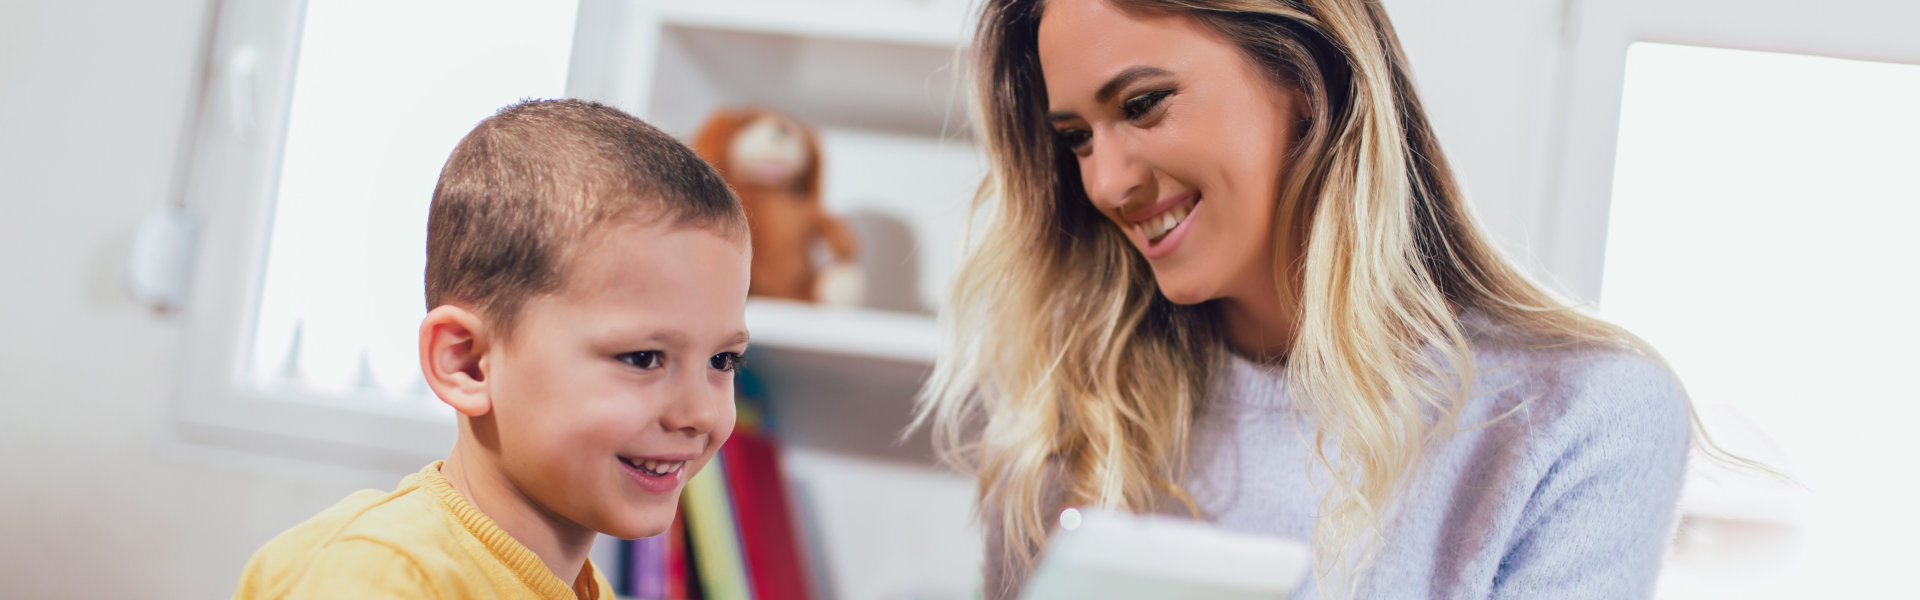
[1551,1,1920,596]
[1601,42,1920,598]
[176,0,582,462]
[251,1,576,406]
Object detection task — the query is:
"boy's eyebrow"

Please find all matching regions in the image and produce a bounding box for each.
[625,329,749,349]
[645,330,686,343]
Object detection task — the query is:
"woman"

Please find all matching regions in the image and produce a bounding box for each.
[913,0,1701,597]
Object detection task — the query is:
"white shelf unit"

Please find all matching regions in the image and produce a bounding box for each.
[746,299,940,364]
[579,2,989,599]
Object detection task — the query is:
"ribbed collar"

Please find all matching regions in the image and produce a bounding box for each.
[415,461,603,600]
[1215,349,1292,409]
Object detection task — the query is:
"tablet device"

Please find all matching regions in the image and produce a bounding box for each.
[1020,508,1311,600]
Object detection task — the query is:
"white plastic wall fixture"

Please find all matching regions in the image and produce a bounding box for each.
[128,206,196,312]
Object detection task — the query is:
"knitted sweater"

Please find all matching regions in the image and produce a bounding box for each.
[986,316,1690,599]
[235,462,614,600]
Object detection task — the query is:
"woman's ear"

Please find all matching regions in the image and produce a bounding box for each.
[419,304,492,417]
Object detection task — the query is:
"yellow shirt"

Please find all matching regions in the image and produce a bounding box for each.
[234,461,615,600]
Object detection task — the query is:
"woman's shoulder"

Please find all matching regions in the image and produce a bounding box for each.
[1456,311,1691,452]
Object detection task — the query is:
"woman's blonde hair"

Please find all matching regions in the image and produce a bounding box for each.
[914,0,1714,593]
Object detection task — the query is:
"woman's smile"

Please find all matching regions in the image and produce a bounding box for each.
[1138,193,1201,259]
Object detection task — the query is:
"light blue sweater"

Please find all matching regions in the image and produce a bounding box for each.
[986,315,1691,599]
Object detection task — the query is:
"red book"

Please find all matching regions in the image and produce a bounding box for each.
[720,431,813,600]
[666,512,692,600]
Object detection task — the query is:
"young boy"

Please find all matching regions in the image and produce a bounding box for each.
[234,99,752,599]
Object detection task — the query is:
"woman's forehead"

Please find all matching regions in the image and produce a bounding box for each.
[1036,0,1226,106]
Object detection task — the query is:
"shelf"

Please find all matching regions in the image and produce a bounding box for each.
[746,298,938,364]
[652,1,970,50]
[646,23,970,139]
[630,1,988,320]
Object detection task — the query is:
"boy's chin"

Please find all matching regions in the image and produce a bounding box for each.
[603,509,677,541]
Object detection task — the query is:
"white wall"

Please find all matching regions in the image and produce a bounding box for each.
[0,0,1567,597]
[1385,0,1567,280]
[0,2,416,598]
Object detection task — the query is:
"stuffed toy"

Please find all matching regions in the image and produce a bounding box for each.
[692,107,863,305]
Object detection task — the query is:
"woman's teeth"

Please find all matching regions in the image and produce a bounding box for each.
[623,457,685,477]
[1143,204,1191,242]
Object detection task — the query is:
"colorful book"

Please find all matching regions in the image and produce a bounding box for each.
[615,538,636,597]
[721,431,814,600]
[667,514,693,600]
[629,532,667,599]
[682,455,753,599]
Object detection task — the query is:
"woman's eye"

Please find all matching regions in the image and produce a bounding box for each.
[709,352,745,372]
[1121,89,1172,121]
[617,351,662,370]
[1055,128,1092,152]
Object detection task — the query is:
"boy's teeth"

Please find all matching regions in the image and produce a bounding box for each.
[630,459,684,476]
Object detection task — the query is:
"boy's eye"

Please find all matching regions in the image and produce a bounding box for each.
[709,352,744,372]
[1121,89,1173,121]
[617,351,662,370]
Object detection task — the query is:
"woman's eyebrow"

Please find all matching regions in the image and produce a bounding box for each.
[1095,66,1172,103]
[1049,65,1174,124]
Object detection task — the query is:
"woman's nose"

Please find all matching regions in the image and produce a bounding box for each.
[1080,135,1148,211]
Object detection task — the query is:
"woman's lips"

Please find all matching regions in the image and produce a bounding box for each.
[1140,196,1200,260]
[1130,192,1201,243]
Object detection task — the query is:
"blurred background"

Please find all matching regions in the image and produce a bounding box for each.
[2,0,1915,598]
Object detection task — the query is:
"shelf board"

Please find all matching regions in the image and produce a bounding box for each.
[646,17,972,138]
[746,298,938,363]
[651,0,970,49]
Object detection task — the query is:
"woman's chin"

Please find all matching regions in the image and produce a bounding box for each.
[1153,277,1215,306]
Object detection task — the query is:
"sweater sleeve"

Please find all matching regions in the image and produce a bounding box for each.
[1489,354,1691,599]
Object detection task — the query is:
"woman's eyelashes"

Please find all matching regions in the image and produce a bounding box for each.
[1056,127,1093,152]
[1121,89,1173,121]
[1053,89,1176,152]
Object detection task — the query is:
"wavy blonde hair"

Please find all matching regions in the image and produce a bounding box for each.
[913,0,1719,594]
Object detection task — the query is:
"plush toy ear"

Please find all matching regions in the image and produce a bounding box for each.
[795,118,824,199]
[691,107,756,172]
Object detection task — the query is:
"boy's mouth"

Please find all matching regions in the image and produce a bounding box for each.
[619,456,686,478]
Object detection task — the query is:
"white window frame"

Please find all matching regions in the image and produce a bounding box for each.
[173,0,640,465]
[1545,0,1920,303]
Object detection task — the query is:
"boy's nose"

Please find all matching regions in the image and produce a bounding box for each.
[658,374,728,437]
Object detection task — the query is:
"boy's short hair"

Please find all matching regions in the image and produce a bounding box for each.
[425,99,746,336]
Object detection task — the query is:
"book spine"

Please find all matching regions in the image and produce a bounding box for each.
[722,431,813,600]
[666,515,691,600]
[615,538,636,597]
[631,532,667,599]
[682,456,754,600]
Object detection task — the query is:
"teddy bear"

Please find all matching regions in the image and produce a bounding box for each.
[692,107,863,305]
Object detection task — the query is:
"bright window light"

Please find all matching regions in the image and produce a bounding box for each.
[1601,42,1920,598]
[247,1,578,412]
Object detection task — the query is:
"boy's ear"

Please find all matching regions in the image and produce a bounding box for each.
[419,305,492,417]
